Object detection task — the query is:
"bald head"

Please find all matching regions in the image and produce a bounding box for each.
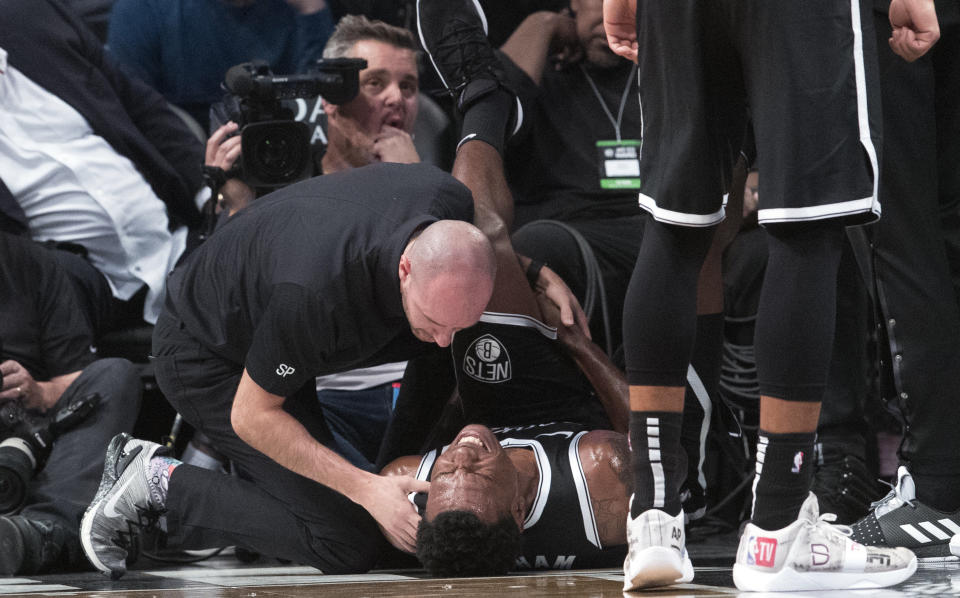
[408,220,496,281]
[399,220,496,347]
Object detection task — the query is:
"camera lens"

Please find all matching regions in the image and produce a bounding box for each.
[241,121,312,187]
[0,438,34,515]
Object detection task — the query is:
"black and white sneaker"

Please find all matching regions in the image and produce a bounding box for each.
[850,466,960,562]
[80,433,169,579]
[416,0,522,132]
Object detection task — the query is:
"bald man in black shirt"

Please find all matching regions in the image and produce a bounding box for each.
[80,155,586,577]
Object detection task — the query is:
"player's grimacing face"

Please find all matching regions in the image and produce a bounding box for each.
[425,425,520,524]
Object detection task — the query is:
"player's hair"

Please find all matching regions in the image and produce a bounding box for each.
[416,511,520,577]
[323,14,418,59]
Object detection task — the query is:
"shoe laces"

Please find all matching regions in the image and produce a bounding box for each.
[809,511,854,538]
[870,480,916,516]
[432,20,498,86]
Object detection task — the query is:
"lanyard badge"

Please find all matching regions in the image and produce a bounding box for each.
[597,139,642,189]
[581,63,642,191]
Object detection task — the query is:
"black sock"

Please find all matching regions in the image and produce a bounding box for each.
[912,472,960,513]
[630,410,685,518]
[751,431,816,530]
[459,84,513,156]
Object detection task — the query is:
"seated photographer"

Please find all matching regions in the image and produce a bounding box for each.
[205,14,423,217]
[0,233,141,576]
[0,0,206,336]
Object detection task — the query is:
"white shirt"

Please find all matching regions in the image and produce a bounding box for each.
[0,47,191,324]
[315,362,408,391]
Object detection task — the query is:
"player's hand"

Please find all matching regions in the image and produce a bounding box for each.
[0,360,44,410]
[372,126,420,164]
[360,475,430,553]
[888,0,940,61]
[546,11,582,69]
[535,265,591,339]
[536,292,590,354]
[603,0,638,62]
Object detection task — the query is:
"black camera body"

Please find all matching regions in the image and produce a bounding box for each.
[0,393,100,514]
[220,58,367,188]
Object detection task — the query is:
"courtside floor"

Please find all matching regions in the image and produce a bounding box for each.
[2,553,958,597]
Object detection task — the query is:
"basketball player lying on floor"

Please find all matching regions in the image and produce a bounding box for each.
[377,102,743,584]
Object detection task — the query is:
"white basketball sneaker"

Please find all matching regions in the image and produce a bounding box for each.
[733,493,917,592]
[623,496,693,591]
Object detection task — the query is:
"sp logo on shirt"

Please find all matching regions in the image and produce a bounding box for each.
[462,334,511,383]
[276,363,296,378]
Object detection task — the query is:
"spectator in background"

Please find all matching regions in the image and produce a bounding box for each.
[501,0,642,357]
[0,0,205,335]
[107,0,335,130]
[0,233,141,576]
[206,15,422,216]
[320,14,421,173]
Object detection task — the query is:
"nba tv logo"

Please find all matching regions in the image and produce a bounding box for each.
[462,334,512,383]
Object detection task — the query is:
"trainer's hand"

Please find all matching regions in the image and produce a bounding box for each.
[535,265,591,339]
[361,475,430,553]
[888,0,940,61]
[372,126,420,164]
[603,0,638,62]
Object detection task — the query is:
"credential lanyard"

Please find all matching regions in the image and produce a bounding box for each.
[579,62,637,142]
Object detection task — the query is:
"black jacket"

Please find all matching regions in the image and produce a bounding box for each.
[0,0,203,235]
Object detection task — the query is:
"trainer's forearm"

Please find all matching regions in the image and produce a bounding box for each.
[231,370,373,501]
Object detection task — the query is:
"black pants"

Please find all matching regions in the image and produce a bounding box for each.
[23,358,141,567]
[152,313,383,573]
[871,2,960,478]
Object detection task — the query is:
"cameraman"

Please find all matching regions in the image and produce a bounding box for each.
[206,15,423,216]
[0,233,141,576]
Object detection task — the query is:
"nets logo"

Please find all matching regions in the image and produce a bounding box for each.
[462,334,511,383]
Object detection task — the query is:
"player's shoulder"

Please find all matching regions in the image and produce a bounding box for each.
[578,430,628,467]
[380,455,421,478]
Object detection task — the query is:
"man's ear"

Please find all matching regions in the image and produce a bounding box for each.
[398,253,412,283]
[569,0,581,15]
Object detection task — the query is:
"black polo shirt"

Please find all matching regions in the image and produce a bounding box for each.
[164,163,474,397]
[505,59,643,224]
[0,233,95,380]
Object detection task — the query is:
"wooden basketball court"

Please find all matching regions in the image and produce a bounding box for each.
[1,550,955,597]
